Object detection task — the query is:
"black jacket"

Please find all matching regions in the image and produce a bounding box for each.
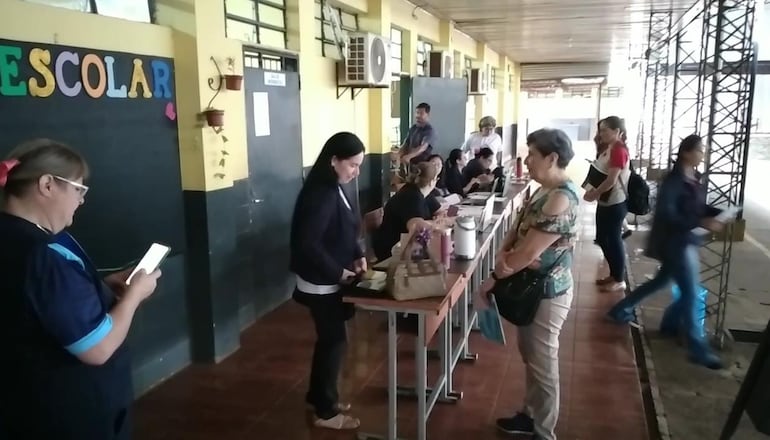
[646,167,721,261]
[289,184,363,285]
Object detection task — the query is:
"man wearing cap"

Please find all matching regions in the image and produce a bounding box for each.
[462,116,503,168]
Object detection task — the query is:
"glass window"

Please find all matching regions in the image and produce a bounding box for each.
[390,27,403,76]
[490,67,497,90]
[314,0,359,58]
[226,19,258,44]
[258,3,284,28]
[225,0,287,49]
[416,39,433,76]
[225,0,256,20]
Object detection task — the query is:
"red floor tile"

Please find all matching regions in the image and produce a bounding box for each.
[133,214,651,439]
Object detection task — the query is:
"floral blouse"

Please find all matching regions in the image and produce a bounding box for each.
[512,180,580,297]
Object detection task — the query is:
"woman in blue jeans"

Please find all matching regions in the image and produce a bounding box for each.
[584,116,630,292]
[607,134,726,369]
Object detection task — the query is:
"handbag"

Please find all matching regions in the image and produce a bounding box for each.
[490,191,569,326]
[491,249,569,326]
[386,229,447,301]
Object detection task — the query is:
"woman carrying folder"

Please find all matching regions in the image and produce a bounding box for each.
[583,116,630,292]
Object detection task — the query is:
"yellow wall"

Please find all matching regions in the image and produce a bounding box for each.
[1,0,522,184]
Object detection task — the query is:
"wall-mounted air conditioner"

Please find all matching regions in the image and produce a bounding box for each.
[338,32,391,87]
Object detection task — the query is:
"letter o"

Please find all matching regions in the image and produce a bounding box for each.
[81,54,106,98]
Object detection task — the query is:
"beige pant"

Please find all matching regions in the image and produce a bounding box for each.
[517,289,573,440]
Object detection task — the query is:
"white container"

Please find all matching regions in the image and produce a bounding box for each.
[453,215,477,260]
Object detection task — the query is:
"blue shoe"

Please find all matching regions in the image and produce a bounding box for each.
[689,350,724,370]
[606,309,639,328]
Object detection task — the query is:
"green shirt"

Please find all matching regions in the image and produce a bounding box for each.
[512,180,580,297]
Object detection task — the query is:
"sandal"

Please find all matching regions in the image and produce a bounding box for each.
[306,402,352,412]
[313,413,360,430]
[595,276,614,285]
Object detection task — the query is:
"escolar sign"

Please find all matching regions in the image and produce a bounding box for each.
[0,41,174,100]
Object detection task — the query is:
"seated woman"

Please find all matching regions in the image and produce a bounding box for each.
[425,154,448,216]
[372,161,438,262]
[0,139,161,439]
[443,148,479,197]
[462,147,495,192]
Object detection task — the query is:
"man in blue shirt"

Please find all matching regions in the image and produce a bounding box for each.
[399,102,438,165]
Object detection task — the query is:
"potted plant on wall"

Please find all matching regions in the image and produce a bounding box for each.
[223,57,243,91]
[203,107,225,127]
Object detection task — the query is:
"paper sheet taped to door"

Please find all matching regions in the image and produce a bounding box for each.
[253,92,271,137]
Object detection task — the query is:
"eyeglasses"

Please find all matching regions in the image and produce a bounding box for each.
[53,175,89,198]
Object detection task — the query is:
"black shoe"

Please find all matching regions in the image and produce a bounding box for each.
[622,230,633,239]
[496,412,534,435]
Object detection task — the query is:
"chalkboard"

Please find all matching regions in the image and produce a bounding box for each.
[0,38,185,268]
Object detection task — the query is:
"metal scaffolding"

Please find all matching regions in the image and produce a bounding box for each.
[698,0,757,346]
[638,0,758,347]
[636,10,674,181]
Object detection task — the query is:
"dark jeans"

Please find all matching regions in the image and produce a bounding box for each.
[609,245,711,356]
[293,289,353,420]
[596,203,627,282]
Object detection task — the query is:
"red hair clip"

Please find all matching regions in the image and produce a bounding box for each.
[0,159,20,187]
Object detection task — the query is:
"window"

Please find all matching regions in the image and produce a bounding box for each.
[26,0,153,23]
[225,0,287,49]
[490,67,497,90]
[527,89,557,99]
[463,56,473,78]
[243,49,298,72]
[314,0,359,58]
[601,86,624,98]
[416,39,433,76]
[565,87,593,98]
[390,27,403,76]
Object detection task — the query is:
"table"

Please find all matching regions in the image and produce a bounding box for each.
[344,180,534,440]
[345,273,465,440]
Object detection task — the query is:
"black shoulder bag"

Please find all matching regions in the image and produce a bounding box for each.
[489,191,571,326]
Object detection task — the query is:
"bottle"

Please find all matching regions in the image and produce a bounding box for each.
[439,228,452,268]
[515,157,523,179]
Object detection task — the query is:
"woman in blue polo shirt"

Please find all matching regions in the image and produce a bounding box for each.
[0,139,161,439]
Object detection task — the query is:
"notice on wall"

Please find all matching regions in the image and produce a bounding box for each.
[253,92,270,137]
[264,71,286,87]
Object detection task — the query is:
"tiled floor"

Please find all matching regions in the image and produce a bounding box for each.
[134,209,649,440]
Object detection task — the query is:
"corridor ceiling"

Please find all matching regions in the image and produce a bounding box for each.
[417,0,698,63]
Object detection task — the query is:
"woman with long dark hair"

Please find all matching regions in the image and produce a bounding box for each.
[443,148,479,197]
[607,134,726,369]
[584,116,630,292]
[290,132,366,430]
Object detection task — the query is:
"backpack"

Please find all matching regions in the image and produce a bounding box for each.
[625,169,651,215]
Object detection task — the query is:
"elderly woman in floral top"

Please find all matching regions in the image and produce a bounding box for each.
[480,128,579,440]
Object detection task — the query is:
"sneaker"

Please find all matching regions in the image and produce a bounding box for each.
[496,412,534,435]
[622,230,633,240]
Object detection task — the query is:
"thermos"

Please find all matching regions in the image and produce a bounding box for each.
[453,216,477,260]
[515,156,523,178]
